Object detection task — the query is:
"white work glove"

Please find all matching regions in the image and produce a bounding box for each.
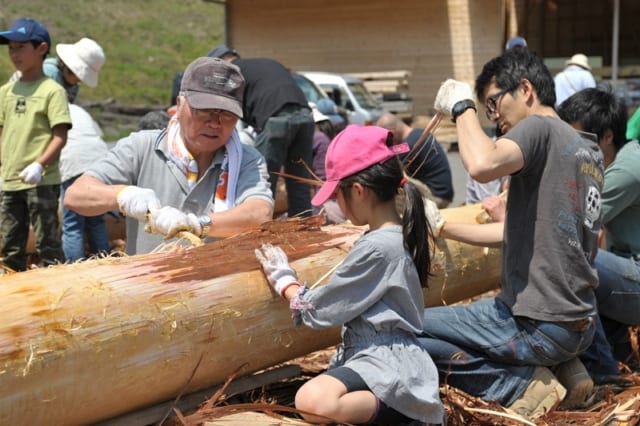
[18,162,43,184]
[434,79,474,116]
[145,206,201,239]
[424,198,446,238]
[116,186,162,222]
[255,244,299,297]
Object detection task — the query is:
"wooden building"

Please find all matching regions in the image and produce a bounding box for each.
[220,0,640,119]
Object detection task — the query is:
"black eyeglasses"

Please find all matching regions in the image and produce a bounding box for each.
[485,86,516,120]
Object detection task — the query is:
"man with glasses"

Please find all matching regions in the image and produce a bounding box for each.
[464,38,526,206]
[64,57,273,254]
[419,48,604,420]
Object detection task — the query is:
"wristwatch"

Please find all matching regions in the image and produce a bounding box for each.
[451,99,477,123]
[197,214,212,237]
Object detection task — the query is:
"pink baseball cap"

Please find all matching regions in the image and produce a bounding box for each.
[311,125,409,207]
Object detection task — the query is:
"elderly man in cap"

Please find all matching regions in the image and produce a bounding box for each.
[65,57,273,254]
[209,45,315,219]
[554,53,596,107]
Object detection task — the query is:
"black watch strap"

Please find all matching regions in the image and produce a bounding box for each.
[451,99,477,123]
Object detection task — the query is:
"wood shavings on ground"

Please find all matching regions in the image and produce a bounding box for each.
[167,289,640,426]
[168,343,640,426]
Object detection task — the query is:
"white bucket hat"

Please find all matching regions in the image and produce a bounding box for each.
[566,53,591,71]
[56,38,105,88]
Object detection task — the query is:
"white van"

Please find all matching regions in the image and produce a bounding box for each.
[300,72,384,125]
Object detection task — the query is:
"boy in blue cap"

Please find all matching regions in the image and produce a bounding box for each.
[0,18,71,271]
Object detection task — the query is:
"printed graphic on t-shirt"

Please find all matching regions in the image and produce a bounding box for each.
[15,98,26,114]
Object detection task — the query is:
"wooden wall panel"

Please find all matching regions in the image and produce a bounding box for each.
[226,0,502,119]
[511,0,640,69]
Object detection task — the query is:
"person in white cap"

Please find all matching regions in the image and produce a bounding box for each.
[554,53,596,107]
[64,57,273,255]
[43,37,105,103]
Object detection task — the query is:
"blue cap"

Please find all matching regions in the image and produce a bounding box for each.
[0,18,50,48]
[505,36,527,50]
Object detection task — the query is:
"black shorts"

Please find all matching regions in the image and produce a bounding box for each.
[324,366,418,425]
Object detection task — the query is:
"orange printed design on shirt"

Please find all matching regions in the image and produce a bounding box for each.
[215,152,230,202]
[216,171,228,201]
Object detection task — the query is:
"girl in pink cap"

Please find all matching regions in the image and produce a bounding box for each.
[256,124,444,425]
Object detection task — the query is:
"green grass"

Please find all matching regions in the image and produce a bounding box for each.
[0,0,225,106]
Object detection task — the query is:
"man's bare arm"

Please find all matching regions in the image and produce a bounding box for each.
[455,111,524,183]
[64,174,126,216]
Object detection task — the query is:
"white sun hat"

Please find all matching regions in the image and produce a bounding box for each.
[56,38,105,87]
[566,53,591,71]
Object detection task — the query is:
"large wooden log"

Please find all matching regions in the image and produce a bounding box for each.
[0,205,500,425]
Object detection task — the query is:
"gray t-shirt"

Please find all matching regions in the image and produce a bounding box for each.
[293,226,444,423]
[499,115,603,321]
[87,129,272,254]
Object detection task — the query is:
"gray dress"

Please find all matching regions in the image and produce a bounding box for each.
[291,225,444,424]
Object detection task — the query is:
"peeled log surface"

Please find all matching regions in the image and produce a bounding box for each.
[0,205,501,425]
[427,201,502,307]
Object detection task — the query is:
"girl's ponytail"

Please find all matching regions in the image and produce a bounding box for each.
[400,176,433,288]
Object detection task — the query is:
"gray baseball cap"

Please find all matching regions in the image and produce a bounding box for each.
[180,57,245,117]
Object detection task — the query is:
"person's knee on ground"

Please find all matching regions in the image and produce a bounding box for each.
[295,374,376,424]
[554,357,594,409]
[295,376,346,423]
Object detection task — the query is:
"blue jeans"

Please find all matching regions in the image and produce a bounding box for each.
[255,105,315,218]
[580,249,640,377]
[61,176,110,262]
[420,297,595,406]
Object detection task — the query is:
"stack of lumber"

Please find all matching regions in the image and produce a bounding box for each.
[348,70,411,95]
[347,70,414,118]
[0,204,501,425]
